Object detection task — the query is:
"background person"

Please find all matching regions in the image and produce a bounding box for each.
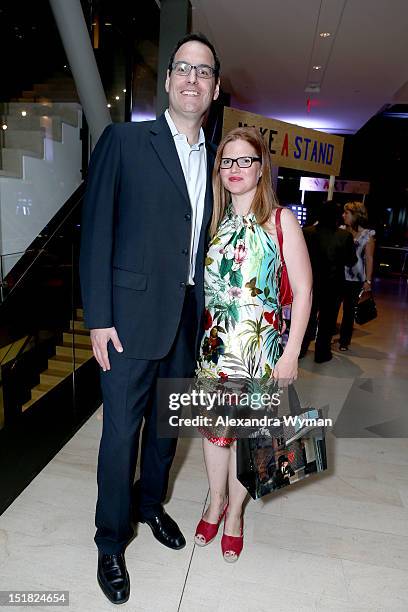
[301,201,357,362]
[338,201,375,351]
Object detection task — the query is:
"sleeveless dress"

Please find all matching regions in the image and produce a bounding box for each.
[342,227,376,281]
[196,204,283,446]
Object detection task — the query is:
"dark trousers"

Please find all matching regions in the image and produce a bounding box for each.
[94,287,198,554]
[339,280,363,347]
[301,284,342,360]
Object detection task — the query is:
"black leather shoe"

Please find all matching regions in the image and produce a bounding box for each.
[97,552,130,605]
[140,509,186,550]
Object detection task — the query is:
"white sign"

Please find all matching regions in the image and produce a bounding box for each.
[300,177,370,194]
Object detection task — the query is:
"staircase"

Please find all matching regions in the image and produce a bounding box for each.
[0,87,82,276]
[1,71,80,178]
[0,101,81,179]
[22,309,94,412]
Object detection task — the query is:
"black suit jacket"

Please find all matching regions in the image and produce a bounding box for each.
[80,114,215,359]
[303,224,357,290]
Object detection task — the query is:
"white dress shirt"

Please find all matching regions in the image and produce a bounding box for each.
[165,109,207,285]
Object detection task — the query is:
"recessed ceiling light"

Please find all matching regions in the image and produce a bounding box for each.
[115,96,120,100]
[313,65,322,70]
[107,104,112,108]
[2,124,7,130]
[319,32,331,38]
[21,111,27,117]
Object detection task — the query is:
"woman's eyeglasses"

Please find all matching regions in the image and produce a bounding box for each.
[220,156,262,169]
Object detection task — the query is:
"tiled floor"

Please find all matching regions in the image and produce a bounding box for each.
[0,277,407,611]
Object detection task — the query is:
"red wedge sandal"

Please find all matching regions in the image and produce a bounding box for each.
[221,517,244,563]
[194,503,228,546]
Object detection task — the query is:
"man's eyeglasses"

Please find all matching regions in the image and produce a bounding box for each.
[220,156,262,169]
[171,61,216,79]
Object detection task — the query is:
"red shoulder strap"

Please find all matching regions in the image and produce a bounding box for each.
[275,208,284,259]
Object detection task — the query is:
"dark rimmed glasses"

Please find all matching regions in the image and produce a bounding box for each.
[220,156,262,169]
[171,61,216,79]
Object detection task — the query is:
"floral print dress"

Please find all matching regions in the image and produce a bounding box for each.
[196,205,283,446]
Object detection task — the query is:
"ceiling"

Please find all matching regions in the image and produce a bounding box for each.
[191,0,408,134]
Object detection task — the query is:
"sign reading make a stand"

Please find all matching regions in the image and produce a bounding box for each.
[222,107,344,176]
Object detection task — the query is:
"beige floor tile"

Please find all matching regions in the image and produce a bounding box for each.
[252,513,408,571]
[278,491,408,536]
[180,573,318,612]
[186,535,348,600]
[316,596,384,611]
[342,559,408,610]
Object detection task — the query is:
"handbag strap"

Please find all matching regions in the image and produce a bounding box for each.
[275,208,284,262]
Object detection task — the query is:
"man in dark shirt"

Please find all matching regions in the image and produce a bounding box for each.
[301,201,357,362]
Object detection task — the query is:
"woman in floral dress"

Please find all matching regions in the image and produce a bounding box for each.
[194,127,312,561]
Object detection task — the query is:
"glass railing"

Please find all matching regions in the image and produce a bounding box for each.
[0,185,101,513]
[0,100,83,285]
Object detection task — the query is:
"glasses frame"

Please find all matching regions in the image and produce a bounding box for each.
[220,156,262,169]
[171,61,216,79]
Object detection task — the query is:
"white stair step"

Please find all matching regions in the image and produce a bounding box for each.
[5,102,80,126]
[3,130,44,157]
[0,169,20,178]
[2,116,63,140]
[0,148,38,176]
[0,148,43,177]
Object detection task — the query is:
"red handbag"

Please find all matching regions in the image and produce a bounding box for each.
[275,208,293,307]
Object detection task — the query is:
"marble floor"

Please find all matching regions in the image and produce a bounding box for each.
[0,277,407,611]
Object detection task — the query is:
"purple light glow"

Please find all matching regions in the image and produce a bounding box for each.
[131,111,156,122]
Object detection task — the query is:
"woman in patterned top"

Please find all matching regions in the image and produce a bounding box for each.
[194,127,312,562]
[338,201,375,351]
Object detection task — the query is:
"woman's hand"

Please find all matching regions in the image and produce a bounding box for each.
[362,281,372,293]
[271,352,298,387]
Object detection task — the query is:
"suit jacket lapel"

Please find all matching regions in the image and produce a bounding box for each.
[150,114,190,205]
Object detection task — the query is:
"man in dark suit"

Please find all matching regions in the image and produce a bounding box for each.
[301,201,357,363]
[80,33,220,604]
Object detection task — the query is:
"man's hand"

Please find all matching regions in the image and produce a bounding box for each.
[90,327,123,371]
